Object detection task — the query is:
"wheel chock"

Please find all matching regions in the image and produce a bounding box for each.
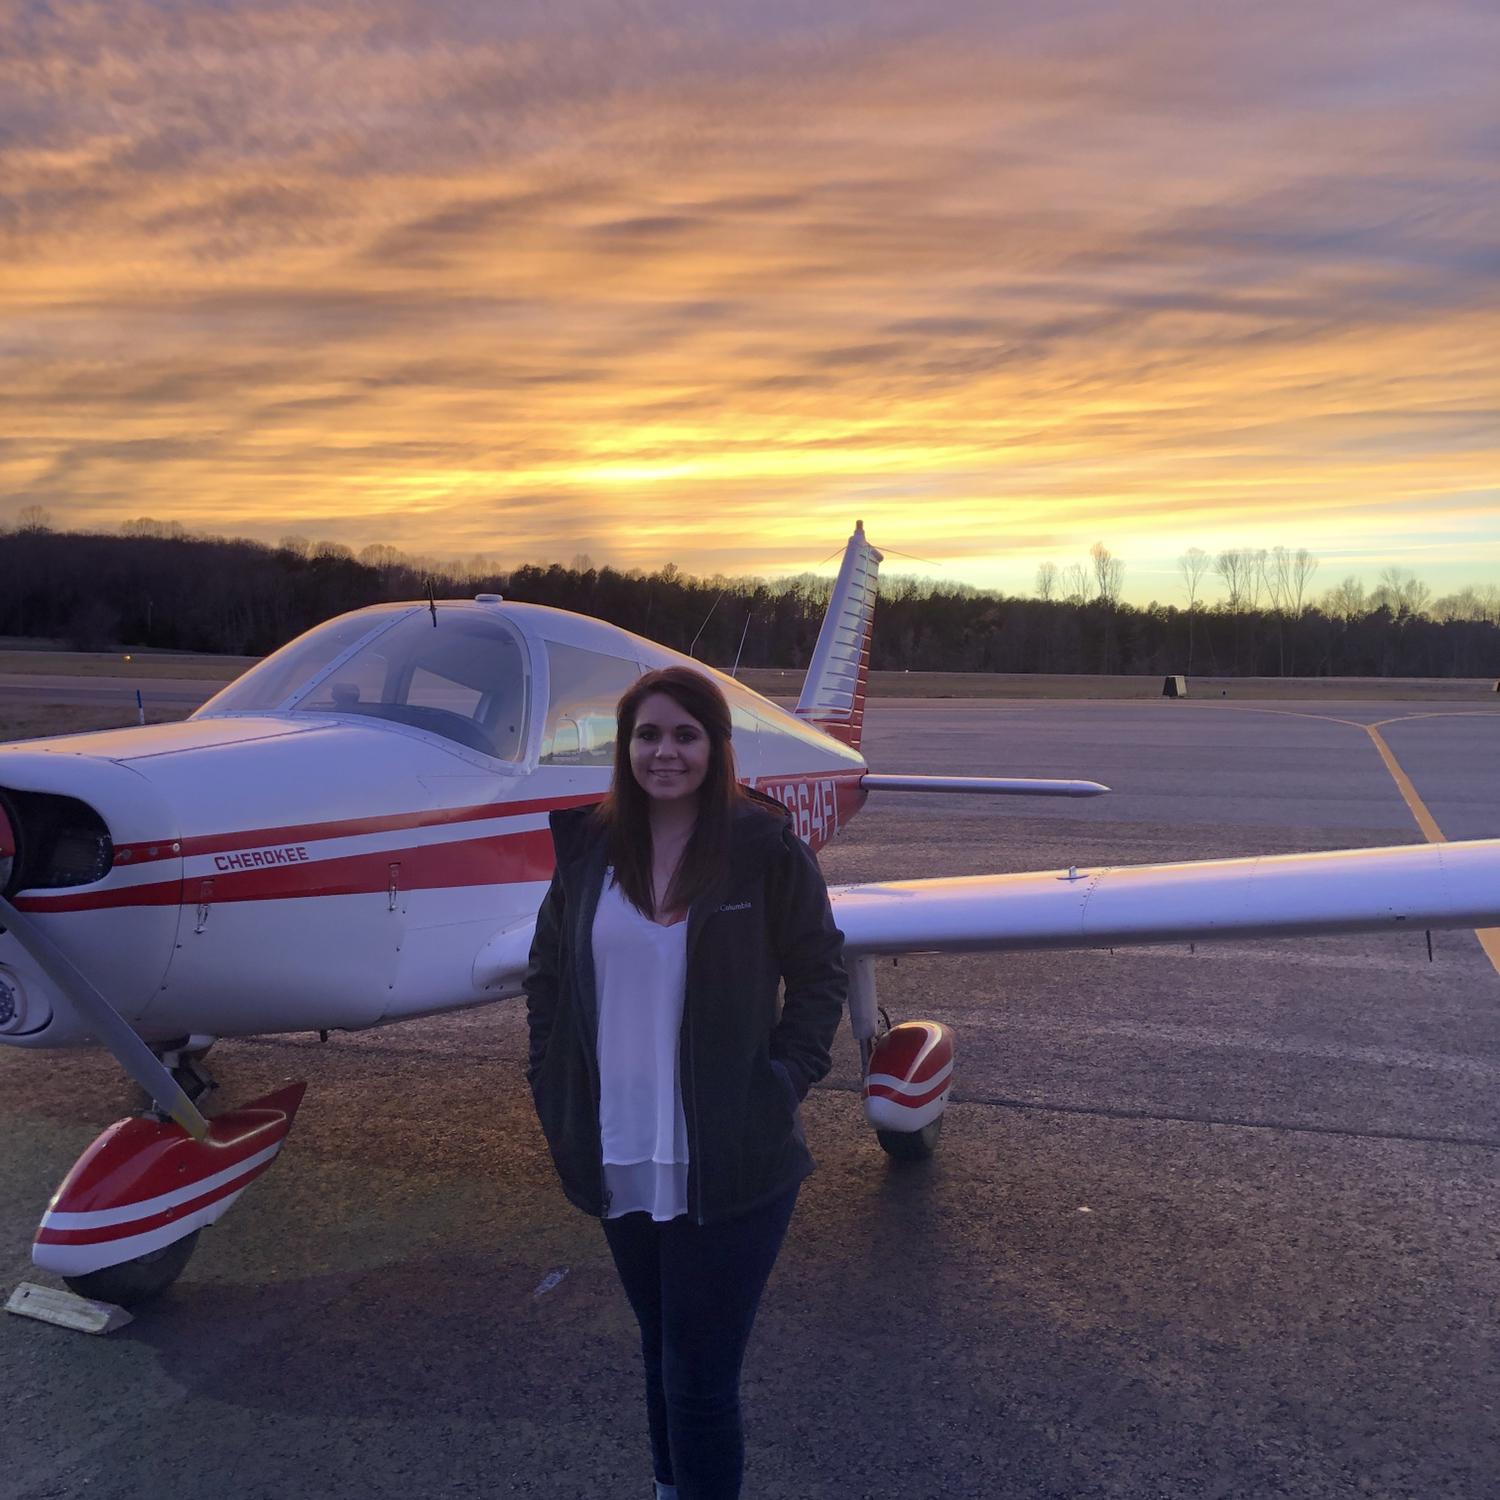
[6,1281,133,1335]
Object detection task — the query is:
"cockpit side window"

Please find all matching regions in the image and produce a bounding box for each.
[539,642,640,766]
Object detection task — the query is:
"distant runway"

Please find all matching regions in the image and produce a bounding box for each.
[0,673,216,711]
[4,697,1499,1499]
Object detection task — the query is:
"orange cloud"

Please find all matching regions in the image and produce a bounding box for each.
[2,0,1497,601]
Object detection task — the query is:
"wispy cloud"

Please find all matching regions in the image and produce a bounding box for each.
[1,0,1497,597]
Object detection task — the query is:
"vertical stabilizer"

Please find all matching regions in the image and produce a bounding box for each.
[795,520,883,750]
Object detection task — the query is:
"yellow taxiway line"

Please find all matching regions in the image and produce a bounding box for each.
[1196,704,1500,978]
[1362,721,1500,978]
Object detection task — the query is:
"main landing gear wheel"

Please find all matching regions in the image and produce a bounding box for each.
[63,1230,201,1308]
[876,1114,943,1162]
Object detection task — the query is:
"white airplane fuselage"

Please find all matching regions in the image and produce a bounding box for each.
[0,599,866,1049]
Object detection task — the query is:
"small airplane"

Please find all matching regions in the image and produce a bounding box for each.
[3,521,1499,1308]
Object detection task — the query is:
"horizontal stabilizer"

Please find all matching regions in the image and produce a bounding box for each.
[863,773,1109,798]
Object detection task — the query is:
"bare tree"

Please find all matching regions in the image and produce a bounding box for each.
[1244,548,1268,612]
[1177,547,1210,673]
[1263,546,1304,674]
[1287,549,1319,615]
[1060,562,1090,602]
[1264,547,1290,616]
[1214,549,1248,613]
[121,517,186,539]
[1087,543,1125,673]
[1034,561,1058,601]
[1323,575,1367,620]
[1089,542,1124,603]
[1178,548,1210,609]
[17,504,53,533]
[1373,567,1431,619]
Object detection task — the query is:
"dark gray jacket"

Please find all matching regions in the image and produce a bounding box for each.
[523,790,847,1223]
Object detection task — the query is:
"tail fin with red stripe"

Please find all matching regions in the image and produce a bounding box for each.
[795,520,882,751]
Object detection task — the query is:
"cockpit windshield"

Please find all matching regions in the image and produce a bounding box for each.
[195,606,530,761]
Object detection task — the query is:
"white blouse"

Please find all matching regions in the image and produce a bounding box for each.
[592,873,690,1221]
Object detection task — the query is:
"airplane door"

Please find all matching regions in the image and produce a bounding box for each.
[533,640,644,793]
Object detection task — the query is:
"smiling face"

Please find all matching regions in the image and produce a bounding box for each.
[629,691,712,806]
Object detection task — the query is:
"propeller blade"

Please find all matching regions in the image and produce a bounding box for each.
[0,896,209,1140]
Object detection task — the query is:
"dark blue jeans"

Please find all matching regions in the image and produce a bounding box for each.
[601,1185,800,1500]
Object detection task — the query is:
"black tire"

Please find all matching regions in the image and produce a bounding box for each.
[63,1229,200,1307]
[876,1115,943,1162]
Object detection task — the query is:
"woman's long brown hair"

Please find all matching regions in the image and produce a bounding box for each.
[594,666,746,918]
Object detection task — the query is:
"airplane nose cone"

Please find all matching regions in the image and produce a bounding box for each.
[0,966,50,1036]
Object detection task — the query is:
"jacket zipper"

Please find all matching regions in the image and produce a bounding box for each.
[685,995,705,1225]
[684,882,724,1227]
[569,852,612,1220]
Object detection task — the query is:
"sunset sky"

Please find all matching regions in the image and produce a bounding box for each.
[3,0,1497,603]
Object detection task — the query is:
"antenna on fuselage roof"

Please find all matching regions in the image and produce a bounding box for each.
[730,609,753,677]
[426,578,438,627]
[687,589,725,659]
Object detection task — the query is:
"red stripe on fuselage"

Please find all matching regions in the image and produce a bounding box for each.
[18,775,866,912]
[107,791,603,868]
[15,880,184,913]
[19,826,556,911]
[175,791,602,859]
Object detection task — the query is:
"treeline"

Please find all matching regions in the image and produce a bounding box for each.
[0,526,1495,678]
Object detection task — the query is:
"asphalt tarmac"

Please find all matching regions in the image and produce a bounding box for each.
[0,673,217,711]
[3,697,1499,1500]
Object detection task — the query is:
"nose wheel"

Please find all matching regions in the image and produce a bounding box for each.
[875,1115,943,1162]
[61,1040,221,1306]
[34,1082,306,1310]
[63,1231,202,1308]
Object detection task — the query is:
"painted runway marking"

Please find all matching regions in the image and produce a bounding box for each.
[1199,703,1500,979]
[1362,724,1445,842]
[1361,722,1500,978]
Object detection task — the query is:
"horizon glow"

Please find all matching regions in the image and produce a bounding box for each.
[2,1,1497,605]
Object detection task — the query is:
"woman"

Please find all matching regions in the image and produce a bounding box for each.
[524,666,847,1500]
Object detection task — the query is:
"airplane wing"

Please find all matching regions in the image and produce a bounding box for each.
[470,839,1500,1002]
[830,838,1500,956]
